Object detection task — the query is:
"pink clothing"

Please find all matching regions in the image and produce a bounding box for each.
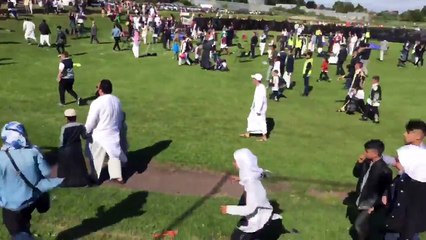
[133,30,140,43]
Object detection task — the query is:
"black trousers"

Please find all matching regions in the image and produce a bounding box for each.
[90,34,99,44]
[294,47,302,58]
[354,210,370,240]
[319,71,329,81]
[113,37,121,50]
[59,79,78,104]
[250,44,255,58]
[303,76,310,96]
[362,104,379,120]
[336,62,345,75]
[56,43,65,54]
[2,204,36,236]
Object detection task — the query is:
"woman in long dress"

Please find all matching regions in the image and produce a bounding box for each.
[132,28,140,58]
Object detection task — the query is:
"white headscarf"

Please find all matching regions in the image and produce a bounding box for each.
[233,148,264,185]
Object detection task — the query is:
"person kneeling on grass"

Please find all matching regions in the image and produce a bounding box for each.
[221,148,283,240]
[215,58,229,71]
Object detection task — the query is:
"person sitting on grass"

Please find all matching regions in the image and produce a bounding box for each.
[221,148,283,240]
[215,58,229,71]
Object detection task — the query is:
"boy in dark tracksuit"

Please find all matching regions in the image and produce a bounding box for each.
[361,76,382,124]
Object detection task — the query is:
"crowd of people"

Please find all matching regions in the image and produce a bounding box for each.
[1,2,426,240]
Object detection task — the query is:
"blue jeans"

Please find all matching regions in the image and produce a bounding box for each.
[385,233,420,240]
[303,76,310,95]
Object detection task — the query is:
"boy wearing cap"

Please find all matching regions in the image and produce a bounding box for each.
[240,73,268,141]
[57,108,90,187]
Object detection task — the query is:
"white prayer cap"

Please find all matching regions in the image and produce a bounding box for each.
[64,108,77,117]
[251,73,262,81]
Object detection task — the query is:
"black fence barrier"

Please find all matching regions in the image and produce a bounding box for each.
[194,18,426,43]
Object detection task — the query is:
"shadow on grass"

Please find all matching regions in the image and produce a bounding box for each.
[71,52,87,56]
[56,191,148,240]
[99,41,113,44]
[266,117,275,138]
[0,41,21,44]
[122,140,173,182]
[156,173,230,237]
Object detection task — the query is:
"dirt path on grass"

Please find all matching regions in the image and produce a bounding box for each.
[102,162,291,199]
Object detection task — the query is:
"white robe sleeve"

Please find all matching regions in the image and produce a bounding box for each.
[253,86,265,114]
[85,101,100,134]
[226,184,258,216]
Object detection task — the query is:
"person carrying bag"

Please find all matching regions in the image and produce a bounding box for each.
[0,121,63,239]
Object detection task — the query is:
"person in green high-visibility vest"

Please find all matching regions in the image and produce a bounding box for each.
[294,36,303,59]
[302,51,313,97]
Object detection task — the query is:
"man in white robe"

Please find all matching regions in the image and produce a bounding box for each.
[240,73,268,142]
[23,18,37,44]
[85,79,127,183]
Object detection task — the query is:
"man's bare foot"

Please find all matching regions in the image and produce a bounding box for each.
[257,135,268,142]
[239,133,250,138]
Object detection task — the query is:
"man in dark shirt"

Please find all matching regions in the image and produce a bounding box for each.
[359,42,371,76]
[56,26,66,54]
[352,139,392,240]
[38,19,51,47]
[336,44,348,76]
[250,32,258,59]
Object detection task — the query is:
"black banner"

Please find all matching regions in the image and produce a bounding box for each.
[194,18,425,43]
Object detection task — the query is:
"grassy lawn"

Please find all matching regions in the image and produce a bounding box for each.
[0,14,425,239]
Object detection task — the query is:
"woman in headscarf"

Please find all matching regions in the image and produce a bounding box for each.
[0,121,63,239]
[221,148,283,240]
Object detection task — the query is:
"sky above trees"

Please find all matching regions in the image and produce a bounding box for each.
[314,0,424,12]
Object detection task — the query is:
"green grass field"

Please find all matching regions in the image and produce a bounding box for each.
[1,14,425,239]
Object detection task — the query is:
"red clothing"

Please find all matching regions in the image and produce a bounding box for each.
[321,60,329,72]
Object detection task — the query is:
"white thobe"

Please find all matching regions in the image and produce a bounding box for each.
[226,179,281,233]
[397,144,426,182]
[247,84,267,135]
[23,21,36,41]
[85,94,127,179]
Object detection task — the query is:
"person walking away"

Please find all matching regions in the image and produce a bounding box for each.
[23,18,37,44]
[352,139,392,240]
[250,32,258,59]
[58,109,90,187]
[269,70,281,102]
[317,56,330,82]
[90,21,100,44]
[57,51,82,106]
[358,42,371,76]
[69,12,77,36]
[259,33,266,56]
[360,76,381,123]
[379,39,388,61]
[38,19,51,47]
[239,74,268,142]
[414,43,425,67]
[55,26,66,54]
[112,23,121,51]
[284,49,294,89]
[336,44,348,76]
[0,121,63,239]
[132,28,140,58]
[221,148,283,240]
[266,45,277,82]
[302,51,313,96]
[294,36,302,59]
[85,79,128,184]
